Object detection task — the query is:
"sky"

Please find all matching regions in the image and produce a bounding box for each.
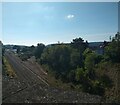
[1,2,118,46]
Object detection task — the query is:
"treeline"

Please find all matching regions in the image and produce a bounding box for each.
[39,38,108,95]
[17,32,120,97]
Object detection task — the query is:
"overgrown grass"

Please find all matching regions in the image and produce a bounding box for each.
[3,56,16,78]
[41,62,120,103]
[95,62,120,103]
[42,64,86,93]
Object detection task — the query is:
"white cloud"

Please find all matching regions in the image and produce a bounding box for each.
[67,14,74,19]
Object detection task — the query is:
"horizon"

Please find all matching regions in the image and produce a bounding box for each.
[2,40,109,47]
[1,2,118,46]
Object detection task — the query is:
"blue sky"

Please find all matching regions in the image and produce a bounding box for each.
[2,2,118,46]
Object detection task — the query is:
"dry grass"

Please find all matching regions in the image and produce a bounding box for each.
[47,74,73,90]
[3,56,16,78]
[41,64,74,91]
[96,62,120,102]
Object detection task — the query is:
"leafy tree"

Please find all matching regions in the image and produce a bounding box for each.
[70,49,81,68]
[39,35,116,97]
[84,51,97,79]
[99,74,113,88]
[85,53,96,70]
[67,70,76,83]
[71,37,87,53]
[35,43,45,59]
[83,48,92,57]
[70,37,88,68]
[13,45,20,53]
[21,46,28,52]
[104,32,120,63]
[84,48,103,65]
[75,67,85,83]
[19,45,36,61]
[91,80,105,96]
[41,45,71,80]
[75,67,93,93]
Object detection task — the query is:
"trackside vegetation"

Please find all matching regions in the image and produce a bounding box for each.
[7,32,120,103]
[2,56,16,78]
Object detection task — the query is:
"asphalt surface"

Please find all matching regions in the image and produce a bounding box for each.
[2,51,102,103]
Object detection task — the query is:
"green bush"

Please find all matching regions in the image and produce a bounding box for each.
[91,80,105,96]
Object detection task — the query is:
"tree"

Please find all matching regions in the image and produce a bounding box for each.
[104,32,120,63]
[83,48,92,57]
[75,67,84,83]
[67,70,76,83]
[13,45,20,53]
[70,49,81,68]
[40,45,71,80]
[35,43,45,59]
[71,37,88,68]
[84,52,97,79]
[71,37,87,53]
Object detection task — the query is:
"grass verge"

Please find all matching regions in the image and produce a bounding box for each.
[3,56,16,78]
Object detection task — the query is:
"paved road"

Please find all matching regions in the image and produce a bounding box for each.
[2,51,102,103]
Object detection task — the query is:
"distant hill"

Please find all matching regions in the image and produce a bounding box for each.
[88,42,104,47]
[3,41,108,49]
[47,42,105,47]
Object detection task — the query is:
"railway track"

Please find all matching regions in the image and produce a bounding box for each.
[5,51,49,86]
[3,51,49,101]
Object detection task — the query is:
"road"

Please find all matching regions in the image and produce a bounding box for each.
[2,51,102,103]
